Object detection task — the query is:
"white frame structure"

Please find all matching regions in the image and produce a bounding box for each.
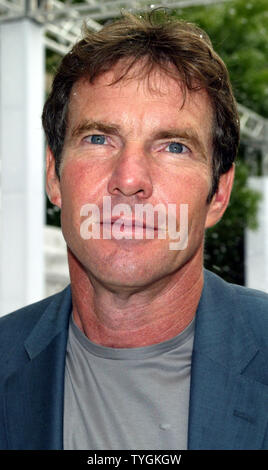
[0,15,45,315]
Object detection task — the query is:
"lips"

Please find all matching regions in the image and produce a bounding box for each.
[101,217,157,231]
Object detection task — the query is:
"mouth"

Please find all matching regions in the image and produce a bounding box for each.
[101,217,159,230]
[99,217,165,239]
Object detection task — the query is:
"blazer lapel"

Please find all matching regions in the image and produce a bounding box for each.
[188,270,268,449]
[3,287,72,450]
[188,351,268,449]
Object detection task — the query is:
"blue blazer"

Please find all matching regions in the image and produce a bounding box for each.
[0,269,268,449]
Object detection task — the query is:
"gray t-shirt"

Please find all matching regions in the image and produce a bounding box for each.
[64,315,195,450]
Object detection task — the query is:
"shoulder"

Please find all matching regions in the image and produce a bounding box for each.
[0,288,70,365]
[206,267,268,293]
[0,290,60,331]
[205,268,268,307]
[204,269,268,340]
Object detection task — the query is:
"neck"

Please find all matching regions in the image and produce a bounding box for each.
[69,249,204,348]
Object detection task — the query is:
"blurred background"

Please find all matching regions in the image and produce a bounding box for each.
[0,0,267,316]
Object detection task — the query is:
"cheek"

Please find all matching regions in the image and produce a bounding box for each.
[168,171,210,234]
[60,159,101,209]
[162,167,210,206]
[59,163,92,240]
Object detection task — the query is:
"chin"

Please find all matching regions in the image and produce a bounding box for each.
[68,234,194,290]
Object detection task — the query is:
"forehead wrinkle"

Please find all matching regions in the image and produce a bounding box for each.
[75,60,186,104]
[66,71,213,158]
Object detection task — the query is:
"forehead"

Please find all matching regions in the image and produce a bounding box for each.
[67,62,213,137]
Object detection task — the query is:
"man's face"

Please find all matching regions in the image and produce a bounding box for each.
[46,64,233,290]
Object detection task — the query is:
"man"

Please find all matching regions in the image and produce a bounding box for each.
[0,12,267,450]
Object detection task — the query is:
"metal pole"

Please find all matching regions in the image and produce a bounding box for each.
[0,17,45,316]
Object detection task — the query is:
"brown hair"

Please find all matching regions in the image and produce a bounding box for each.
[42,11,240,201]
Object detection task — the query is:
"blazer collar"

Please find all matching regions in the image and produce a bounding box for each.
[4,286,72,450]
[24,285,72,360]
[188,269,268,449]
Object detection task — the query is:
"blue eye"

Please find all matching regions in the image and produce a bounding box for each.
[167,142,188,154]
[89,135,106,145]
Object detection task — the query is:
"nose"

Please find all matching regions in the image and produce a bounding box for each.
[107,143,153,199]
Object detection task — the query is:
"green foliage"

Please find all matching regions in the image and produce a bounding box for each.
[174,0,268,118]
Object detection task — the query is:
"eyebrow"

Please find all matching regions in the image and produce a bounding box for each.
[153,128,205,147]
[70,120,121,139]
[69,119,208,160]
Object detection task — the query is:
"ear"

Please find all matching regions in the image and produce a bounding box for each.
[46,147,62,208]
[205,164,235,229]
